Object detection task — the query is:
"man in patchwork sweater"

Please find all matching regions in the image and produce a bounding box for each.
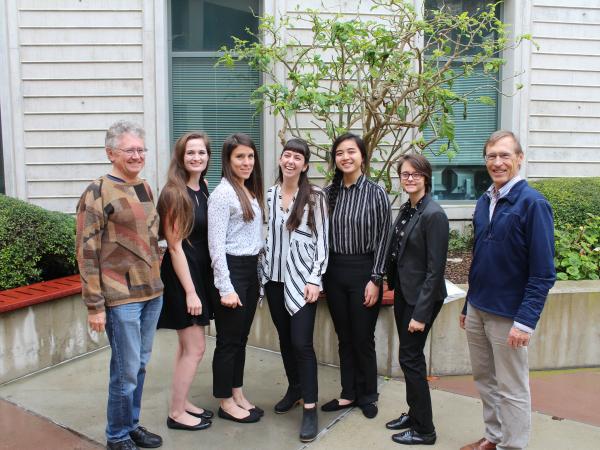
[76,120,164,450]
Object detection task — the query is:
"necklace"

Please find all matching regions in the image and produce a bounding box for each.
[188,185,207,206]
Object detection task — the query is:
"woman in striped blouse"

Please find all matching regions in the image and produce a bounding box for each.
[261,138,329,442]
[322,133,391,419]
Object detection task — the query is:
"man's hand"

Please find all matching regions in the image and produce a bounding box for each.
[303,284,320,303]
[507,326,531,348]
[459,314,466,329]
[408,319,425,333]
[221,292,243,309]
[88,311,106,333]
[363,281,380,307]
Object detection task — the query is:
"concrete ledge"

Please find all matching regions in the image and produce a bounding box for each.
[0,293,107,384]
[210,280,600,377]
[2,280,598,384]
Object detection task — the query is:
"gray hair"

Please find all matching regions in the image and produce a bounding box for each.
[482,130,523,156]
[105,120,145,149]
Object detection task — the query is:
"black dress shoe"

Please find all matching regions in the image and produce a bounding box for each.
[187,408,214,420]
[218,407,260,423]
[129,426,162,448]
[274,387,302,414]
[320,399,355,412]
[359,402,378,419]
[107,439,138,450]
[166,416,211,431]
[299,407,318,443]
[386,413,412,430]
[392,429,437,446]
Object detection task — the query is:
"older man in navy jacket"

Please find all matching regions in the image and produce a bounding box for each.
[459,131,556,450]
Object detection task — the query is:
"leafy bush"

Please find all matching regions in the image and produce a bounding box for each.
[530,178,600,228]
[0,194,77,290]
[554,214,600,281]
[448,225,474,253]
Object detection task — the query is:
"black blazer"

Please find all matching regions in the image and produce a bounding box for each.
[384,194,449,324]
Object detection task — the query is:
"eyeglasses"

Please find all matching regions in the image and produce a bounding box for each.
[113,147,148,156]
[400,171,424,181]
[484,152,514,162]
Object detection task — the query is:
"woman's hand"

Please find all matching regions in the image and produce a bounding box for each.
[408,319,425,333]
[303,284,320,303]
[221,292,243,309]
[186,292,203,316]
[363,281,380,307]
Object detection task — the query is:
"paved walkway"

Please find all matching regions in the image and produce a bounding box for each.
[1,332,599,450]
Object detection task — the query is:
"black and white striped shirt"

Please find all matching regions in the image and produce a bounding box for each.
[261,185,329,314]
[325,175,391,279]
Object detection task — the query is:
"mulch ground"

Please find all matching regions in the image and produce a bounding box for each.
[445,250,472,285]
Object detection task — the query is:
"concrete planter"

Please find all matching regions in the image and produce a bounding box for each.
[210,280,600,377]
[2,280,598,384]
[0,277,107,384]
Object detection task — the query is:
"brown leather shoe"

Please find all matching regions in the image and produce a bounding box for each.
[460,437,497,450]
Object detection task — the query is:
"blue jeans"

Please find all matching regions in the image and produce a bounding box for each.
[105,296,163,443]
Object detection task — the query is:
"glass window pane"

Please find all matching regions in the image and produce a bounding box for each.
[172,0,259,52]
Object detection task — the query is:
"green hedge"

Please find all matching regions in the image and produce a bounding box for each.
[0,194,77,290]
[530,178,600,228]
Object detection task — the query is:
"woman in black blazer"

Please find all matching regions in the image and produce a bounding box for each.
[384,154,449,446]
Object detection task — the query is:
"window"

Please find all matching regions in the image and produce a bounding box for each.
[170,0,261,188]
[424,0,499,201]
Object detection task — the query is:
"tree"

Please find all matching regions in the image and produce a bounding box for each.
[219,0,529,190]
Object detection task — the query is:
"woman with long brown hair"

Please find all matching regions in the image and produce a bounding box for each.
[207,133,265,423]
[156,131,218,431]
[261,138,328,442]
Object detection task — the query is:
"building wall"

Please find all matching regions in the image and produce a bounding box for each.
[526,0,600,179]
[0,0,159,214]
[1,0,599,215]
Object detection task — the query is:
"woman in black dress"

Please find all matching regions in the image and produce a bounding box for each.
[157,131,218,431]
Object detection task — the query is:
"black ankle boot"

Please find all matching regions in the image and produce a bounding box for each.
[299,407,318,442]
[274,386,302,414]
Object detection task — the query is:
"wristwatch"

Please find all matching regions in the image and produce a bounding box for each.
[370,275,383,287]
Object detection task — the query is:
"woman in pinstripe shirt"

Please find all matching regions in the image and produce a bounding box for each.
[321,132,391,419]
[261,138,329,442]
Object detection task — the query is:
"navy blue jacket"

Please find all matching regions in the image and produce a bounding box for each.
[464,180,556,329]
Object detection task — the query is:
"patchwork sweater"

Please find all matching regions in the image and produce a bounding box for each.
[76,175,164,312]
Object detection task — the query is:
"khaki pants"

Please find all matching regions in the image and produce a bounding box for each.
[466,304,531,450]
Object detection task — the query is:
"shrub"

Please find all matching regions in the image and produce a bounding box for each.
[0,194,77,290]
[554,214,600,281]
[530,178,600,228]
[448,225,474,253]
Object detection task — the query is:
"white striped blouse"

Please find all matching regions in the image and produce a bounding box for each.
[261,184,329,315]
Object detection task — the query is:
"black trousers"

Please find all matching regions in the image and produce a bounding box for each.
[394,289,443,434]
[324,253,381,405]
[211,254,259,398]
[265,281,318,403]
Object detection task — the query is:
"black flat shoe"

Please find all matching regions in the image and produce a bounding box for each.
[274,387,302,414]
[391,429,437,445]
[359,402,378,419]
[218,407,260,423]
[320,399,355,412]
[129,426,162,448]
[187,408,214,420]
[248,406,264,417]
[386,413,412,430]
[166,416,211,431]
[299,407,318,443]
